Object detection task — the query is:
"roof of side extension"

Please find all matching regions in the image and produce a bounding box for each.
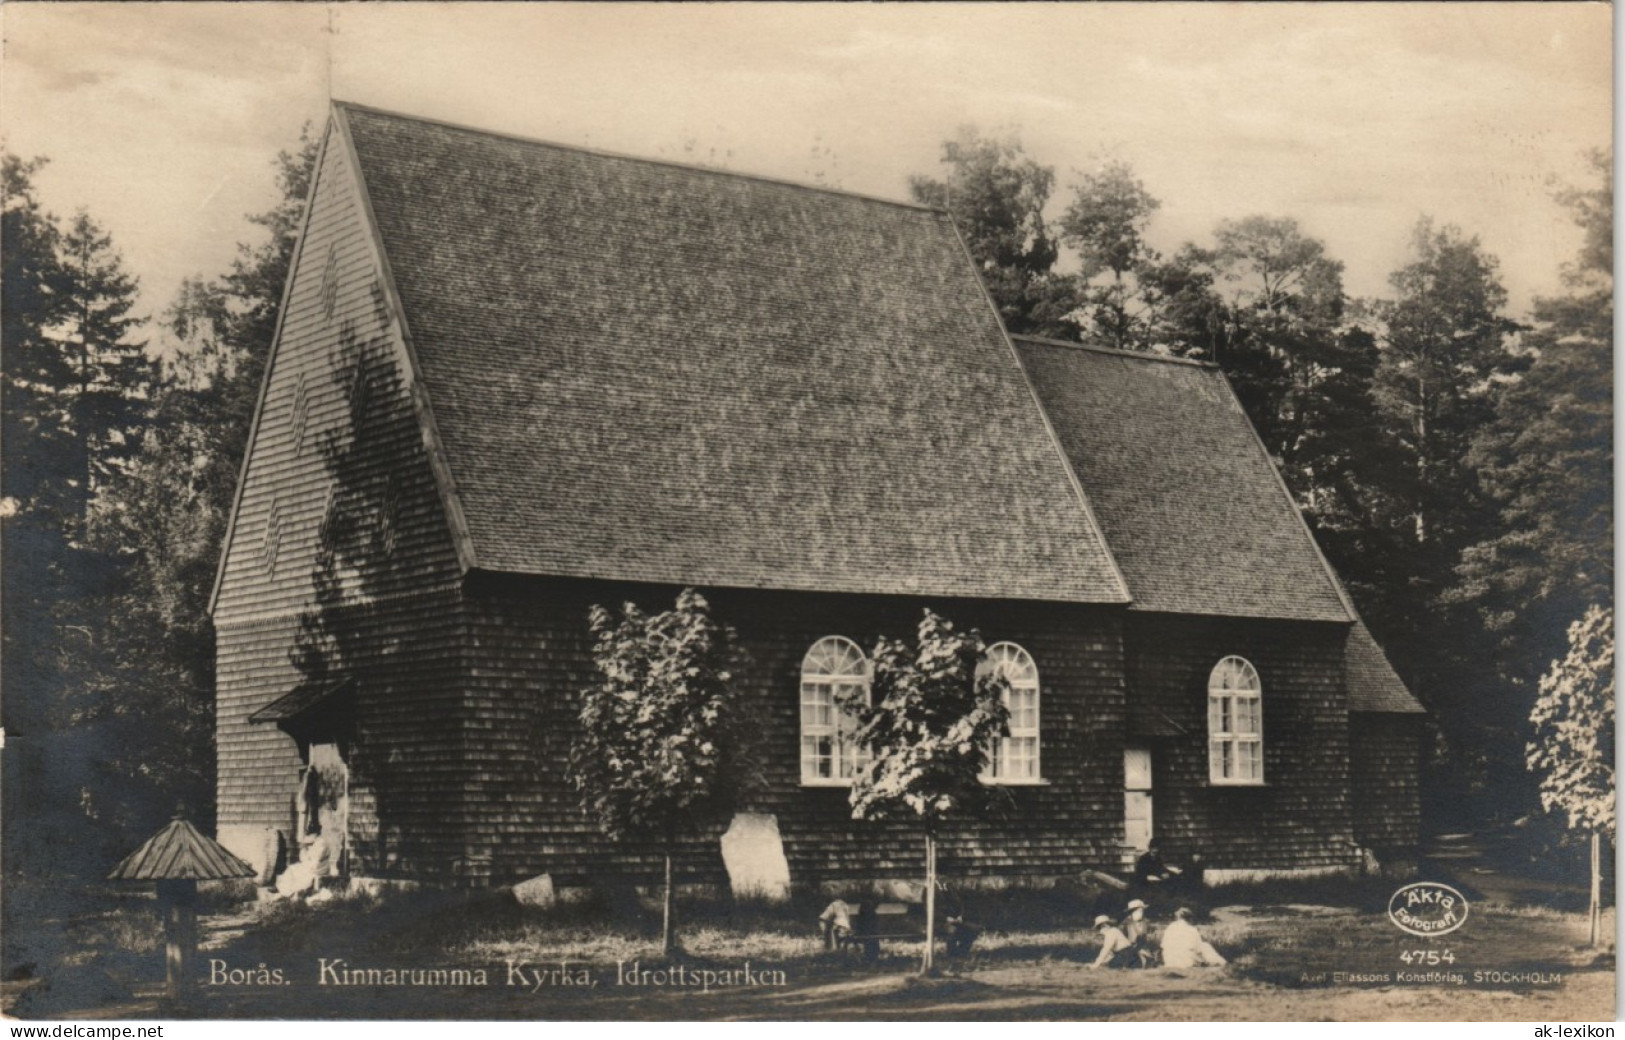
[1014,336,1352,623]
[338,104,1128,604]
[1346,618,1425,714]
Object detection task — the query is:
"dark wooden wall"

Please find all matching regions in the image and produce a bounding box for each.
[453,576,1130,887]
[1349,712,1424,856]
[1123,613,1358,873]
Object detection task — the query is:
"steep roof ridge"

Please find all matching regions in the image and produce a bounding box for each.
[1021,334,1354,622]
[1014,336,1354,621]
[1215,366,1355,624]
[331,104,480,575]
[1011,333,1221,370]
[208,121,335,617]
[340,103,1129,602]
[332,100,936,216]
[956,230,1131,605]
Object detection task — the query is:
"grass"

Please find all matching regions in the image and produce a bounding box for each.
[4,854,1615,1021]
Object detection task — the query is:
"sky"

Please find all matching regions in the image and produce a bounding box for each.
[1,2,1612,337]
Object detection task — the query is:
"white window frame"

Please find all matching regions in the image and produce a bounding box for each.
[1207,655,1264,785]
[980,642,1043,784]
[799,636,870,786]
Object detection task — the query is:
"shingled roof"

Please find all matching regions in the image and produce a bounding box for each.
[109,812,255,882]
[1345,618,1425,713]
[338,104,1127,604]
[1013,336,1352,623]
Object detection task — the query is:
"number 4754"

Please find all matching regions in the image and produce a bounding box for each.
[1400,949,1456,965]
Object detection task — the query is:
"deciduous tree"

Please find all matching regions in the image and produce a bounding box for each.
[1527,605,1614,944]
[841,611,1009,973]
[569,589,753,955]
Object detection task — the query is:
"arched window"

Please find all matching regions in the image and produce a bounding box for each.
[982,642,1041,782]
[800,637,870,784]
[1208,656,1263,784]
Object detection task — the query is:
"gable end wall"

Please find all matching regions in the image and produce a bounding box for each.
[214,122,469,874]
[1125,613,1357,873]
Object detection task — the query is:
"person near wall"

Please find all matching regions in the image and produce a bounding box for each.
[1159,907,1227,969]
[1134,839,1183,888]
[1087,914,1137,970]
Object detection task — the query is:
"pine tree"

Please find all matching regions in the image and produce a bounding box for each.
[1202,217,1394,560]
[1451,152,1612,683]
[58,211,153,539]
[67,128,318,843]
[2,157,157,868]
[1366,219,1526,822]
[1373,218,1524,553]
[2,156,75,529]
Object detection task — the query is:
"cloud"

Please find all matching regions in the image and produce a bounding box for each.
[31,66,107,92]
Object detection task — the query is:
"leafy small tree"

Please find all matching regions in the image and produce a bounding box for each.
[841,611,1010,972]
[1527,605,1614,945]
[568,589,750,955]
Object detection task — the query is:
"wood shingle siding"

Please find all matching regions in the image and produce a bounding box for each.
[1350,713,1425,856]
[214,115,468,869]
[454,576,1130,885]
[1124,614,1357,871]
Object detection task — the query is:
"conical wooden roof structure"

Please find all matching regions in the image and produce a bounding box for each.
[108,809,254,881]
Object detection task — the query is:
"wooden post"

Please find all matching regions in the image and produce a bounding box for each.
[921,832,937,974]
[157,879,198,1003]
[1589,830,1601,948]
[661,850,675,956]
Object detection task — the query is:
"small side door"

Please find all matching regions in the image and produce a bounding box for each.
[1124,746,1153,853]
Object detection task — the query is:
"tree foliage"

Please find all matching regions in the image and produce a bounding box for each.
[841,610,1009,972]
[1058,161,1164,350]
[569,589,752,953]
[1200,217,1394,574]
[843,611,1010,826]
[1452,153,1613,680]
[1527,605,1614,840]
[0,130,318,860]
[0,155,159,865]
[1348,221,1532,821]
[1372,218,1525,551]
[569,589,752,843]
[59,211,155,525]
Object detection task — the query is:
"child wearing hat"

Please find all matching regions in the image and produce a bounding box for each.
[1120,898,1154,967]
[1087,913,1136,970]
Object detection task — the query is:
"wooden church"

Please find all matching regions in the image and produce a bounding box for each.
[211,102,1425,891]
